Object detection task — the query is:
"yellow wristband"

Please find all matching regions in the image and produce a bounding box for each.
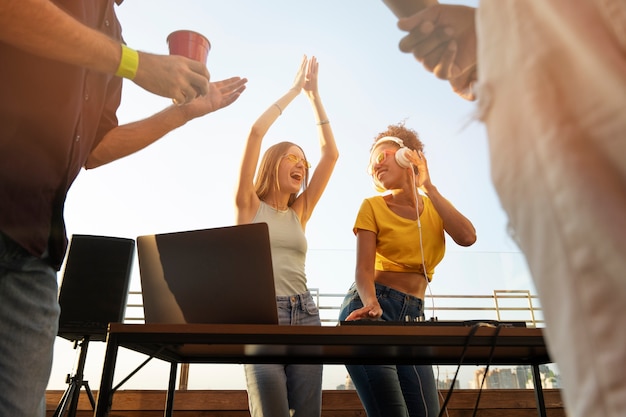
[115,44,139,80]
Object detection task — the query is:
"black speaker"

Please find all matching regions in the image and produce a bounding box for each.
[58,235,135,341]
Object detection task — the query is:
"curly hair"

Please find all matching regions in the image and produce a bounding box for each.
[370,122,424,176]
[373,121,425,153]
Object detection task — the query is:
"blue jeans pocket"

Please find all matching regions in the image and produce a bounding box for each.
[304,298,319,315]
[338,286,363,321]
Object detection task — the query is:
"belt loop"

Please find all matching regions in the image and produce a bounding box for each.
[379,283,390,298]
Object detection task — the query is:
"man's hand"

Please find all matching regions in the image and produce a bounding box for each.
[180,77,248,119]
[133,52,212,104]
[397,5,478,100]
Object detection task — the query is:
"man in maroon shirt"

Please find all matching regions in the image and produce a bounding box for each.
[0,1,247,415]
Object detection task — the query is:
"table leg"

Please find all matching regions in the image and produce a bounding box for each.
[531,364,547,417]
[93,334,120,417]
[164,362,178,417]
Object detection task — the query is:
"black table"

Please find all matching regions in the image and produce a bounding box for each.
[94,323,551,417]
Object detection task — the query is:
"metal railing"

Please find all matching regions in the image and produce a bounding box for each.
[124,288,544,327]
[313,288,543,328]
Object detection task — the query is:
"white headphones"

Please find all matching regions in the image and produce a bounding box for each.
[371,136,412,169]
[370,136,413,192]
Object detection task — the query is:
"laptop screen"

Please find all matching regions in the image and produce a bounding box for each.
[137,223,278,325]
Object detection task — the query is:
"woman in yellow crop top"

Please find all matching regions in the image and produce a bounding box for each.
[338,122,476,417]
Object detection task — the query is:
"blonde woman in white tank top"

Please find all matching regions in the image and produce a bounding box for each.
[235,55,338,417]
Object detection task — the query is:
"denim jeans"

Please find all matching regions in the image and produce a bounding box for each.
[244,290,323,417]
[339,283,440,417]
[0,232,60,417]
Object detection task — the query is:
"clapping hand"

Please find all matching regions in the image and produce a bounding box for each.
[303,56,319,97]
[179,76,248,119]
[291,55,309,92]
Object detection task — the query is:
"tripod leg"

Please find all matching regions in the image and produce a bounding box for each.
[54,336,92,417]
[52,379,76,417]
[83,380,96,409]
[66,375,83,417]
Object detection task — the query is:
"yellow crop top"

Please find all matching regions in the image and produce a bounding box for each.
[353,195,445,279]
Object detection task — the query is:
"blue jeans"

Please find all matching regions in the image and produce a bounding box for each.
[0,232,60,417]
[244,291,323,417]
[339,283,440,417]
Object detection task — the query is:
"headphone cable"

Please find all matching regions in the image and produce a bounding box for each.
[410,169,436,320]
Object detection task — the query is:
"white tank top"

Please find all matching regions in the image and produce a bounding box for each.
[253,201,308,296]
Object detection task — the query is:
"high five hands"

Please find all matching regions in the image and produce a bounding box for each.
[291,55,309,92]
[291,54,319,95]
[303,56,319,98]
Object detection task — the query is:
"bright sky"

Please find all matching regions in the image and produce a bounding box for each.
[49,0,539,392]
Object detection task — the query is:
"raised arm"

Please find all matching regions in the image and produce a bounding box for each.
[423,183,476,246]
[86,77,247,168]
[0,0,210,104]
[292,56,339,226]
[235,56,308,224]
[406,149,477,246]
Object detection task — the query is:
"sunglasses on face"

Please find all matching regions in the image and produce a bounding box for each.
[283,153,311,168]
[372,149,396,165]
[367,149,396,174]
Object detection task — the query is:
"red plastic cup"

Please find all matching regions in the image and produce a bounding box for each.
[167,30,211,64]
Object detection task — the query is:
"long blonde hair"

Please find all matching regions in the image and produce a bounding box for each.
[254,141,310,208]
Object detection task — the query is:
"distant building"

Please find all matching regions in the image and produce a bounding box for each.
[473,367,521,389]
[337,373,356,390]
[437,373,460,390]
[471,365,561,390]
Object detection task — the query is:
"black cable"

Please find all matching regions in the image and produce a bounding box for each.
[471,324,504,417]
[437,324,481,417]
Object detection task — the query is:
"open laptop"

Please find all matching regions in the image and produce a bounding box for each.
[136,223,278,325]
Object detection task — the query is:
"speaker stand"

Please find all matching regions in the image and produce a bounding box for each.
[53,336,96,417]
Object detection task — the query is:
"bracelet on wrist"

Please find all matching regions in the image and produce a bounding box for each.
[115,44,139,80]
[316,119,330,125]
[273,103,283,115]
